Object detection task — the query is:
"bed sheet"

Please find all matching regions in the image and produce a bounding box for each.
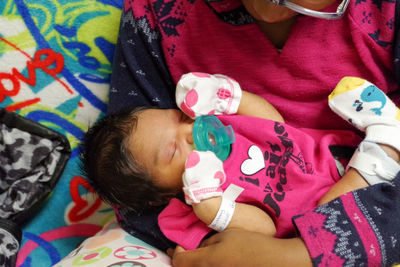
[0,0,125,266]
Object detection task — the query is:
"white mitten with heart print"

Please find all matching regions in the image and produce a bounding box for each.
[182,150,226,205]
[176,72,242,119]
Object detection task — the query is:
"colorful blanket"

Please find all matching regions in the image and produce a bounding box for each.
[0,0,123,266]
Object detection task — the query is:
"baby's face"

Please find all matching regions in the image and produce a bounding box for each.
[127,109,195,192]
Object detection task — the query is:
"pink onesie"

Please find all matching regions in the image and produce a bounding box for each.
[158,115,362,250]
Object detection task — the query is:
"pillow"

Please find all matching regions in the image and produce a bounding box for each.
[54,220,172,267]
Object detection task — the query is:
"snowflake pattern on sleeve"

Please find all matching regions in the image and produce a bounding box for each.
[294,173,400,266]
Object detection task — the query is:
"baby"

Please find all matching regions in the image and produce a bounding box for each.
[81,73,400,250]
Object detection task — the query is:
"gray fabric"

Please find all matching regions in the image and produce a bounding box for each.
[0,124,62,220]
[0,108,70,267]
[0,228,19,267]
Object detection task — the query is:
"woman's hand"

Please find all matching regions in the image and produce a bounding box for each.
[170,228,312,267]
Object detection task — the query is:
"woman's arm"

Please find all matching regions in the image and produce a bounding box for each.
[237,91,284,122]
[170,229,312,267]
[109,3,175,115]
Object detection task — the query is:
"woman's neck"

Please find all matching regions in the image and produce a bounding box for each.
[256,17,297,49]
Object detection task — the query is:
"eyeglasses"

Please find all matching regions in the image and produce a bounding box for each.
[269,0,350,19]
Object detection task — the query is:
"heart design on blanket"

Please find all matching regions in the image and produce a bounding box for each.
[68,176,103,222]
[240,145,265,176]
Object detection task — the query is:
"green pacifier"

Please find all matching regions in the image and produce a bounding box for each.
[192,115,235,161]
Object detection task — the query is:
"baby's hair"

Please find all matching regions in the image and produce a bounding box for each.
[80,106,176,213]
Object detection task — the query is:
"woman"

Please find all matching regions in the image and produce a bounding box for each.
[107,0,400,264]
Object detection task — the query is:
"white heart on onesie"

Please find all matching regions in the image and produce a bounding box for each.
[240,145,265,176]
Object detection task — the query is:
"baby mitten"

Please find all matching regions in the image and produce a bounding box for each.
[329,76,400,152]
[176,72,242,119]
[182,150,226,205]
[329,77,400,185]
[348,141,400,185]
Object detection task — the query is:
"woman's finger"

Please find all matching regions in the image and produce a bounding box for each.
[172,245,211,267]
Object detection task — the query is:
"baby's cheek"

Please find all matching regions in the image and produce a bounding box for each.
[178,160,186,185]
[162,161,186,191]
[169,173,184,192]
[154,171,183,192]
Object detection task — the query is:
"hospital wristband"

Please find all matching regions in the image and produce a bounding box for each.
[208,184,244,232]
[208,197,236,232]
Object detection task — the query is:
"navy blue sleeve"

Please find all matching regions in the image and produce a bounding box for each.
[293,172,400,266]
[117,205,176,252]
[108,7,178,251]
[108,8,176,115]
